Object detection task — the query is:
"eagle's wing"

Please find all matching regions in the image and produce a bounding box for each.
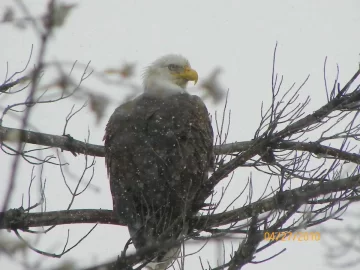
[104,93,213,250]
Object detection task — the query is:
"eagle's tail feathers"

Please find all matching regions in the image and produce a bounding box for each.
[145,247,181,270]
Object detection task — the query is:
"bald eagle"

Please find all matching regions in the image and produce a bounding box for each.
[104,54,214,269]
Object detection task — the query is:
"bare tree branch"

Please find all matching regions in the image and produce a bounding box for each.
[2,172,359,231]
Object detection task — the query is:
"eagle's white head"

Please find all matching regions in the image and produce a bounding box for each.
[142,54,198,95]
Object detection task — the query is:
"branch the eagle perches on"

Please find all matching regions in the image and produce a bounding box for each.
[1,172,360,231]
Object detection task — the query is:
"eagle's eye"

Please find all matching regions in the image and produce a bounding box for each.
[168,64,180,71]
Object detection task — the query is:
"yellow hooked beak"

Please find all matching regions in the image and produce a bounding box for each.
[176,66,198,85]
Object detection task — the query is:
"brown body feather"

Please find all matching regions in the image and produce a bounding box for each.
[104,92,213,255]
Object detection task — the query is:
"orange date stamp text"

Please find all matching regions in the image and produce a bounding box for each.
[264,231,320,241]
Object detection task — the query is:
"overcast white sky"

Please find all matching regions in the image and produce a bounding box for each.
[1,1,360,269]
